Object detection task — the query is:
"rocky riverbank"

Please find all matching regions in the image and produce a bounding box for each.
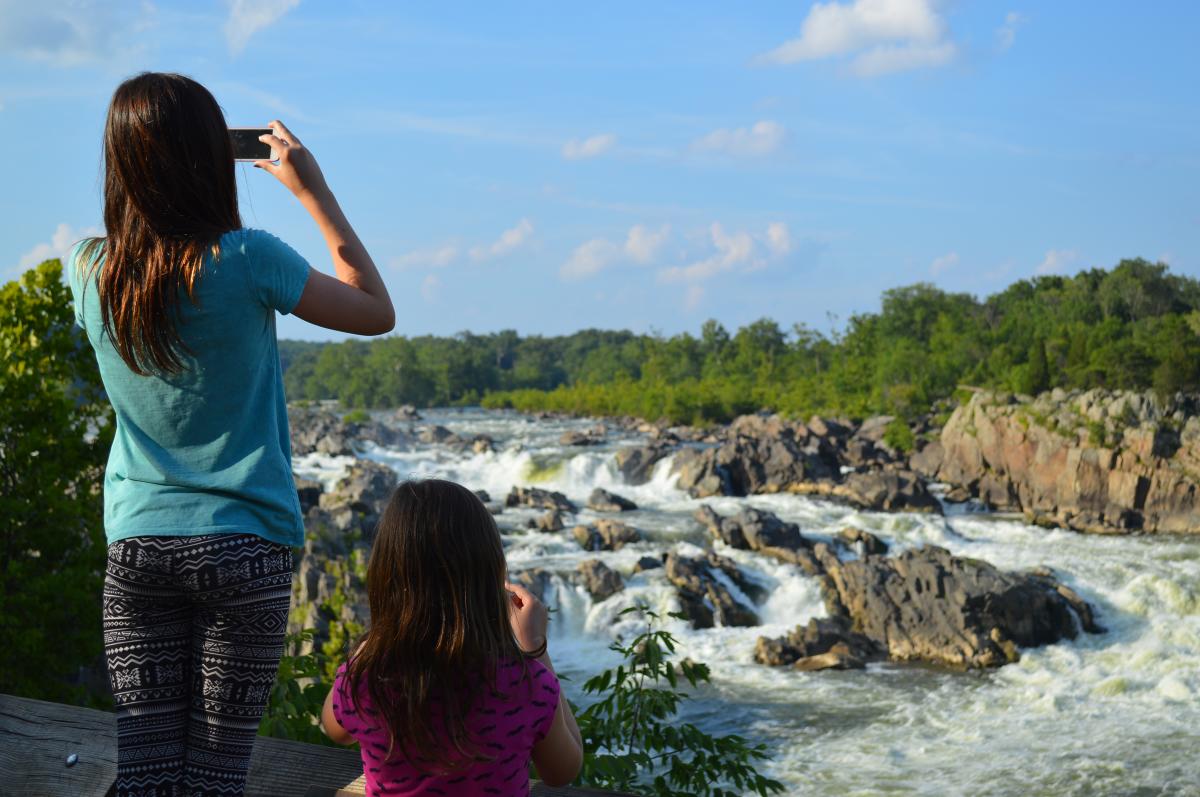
[926,389,1200,534]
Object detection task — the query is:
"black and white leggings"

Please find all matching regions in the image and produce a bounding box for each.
[103,533,293,797]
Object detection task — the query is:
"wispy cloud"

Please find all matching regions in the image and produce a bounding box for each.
[930,250,958,275]
[469,218,534,261]
[996,11,1026,52]
[759,0,957,77]
[419,274,441,303]
[562,133,616,160]
[560,224,671,281]
[693,121,785,157]
[16,222,101,273]
[0,0,155,66]
[390,244,460,271]
[1036,248,1078,275]
[658,222,791,284]
[225,0,300,56]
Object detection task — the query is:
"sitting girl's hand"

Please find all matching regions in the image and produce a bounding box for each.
[505,581,548,655]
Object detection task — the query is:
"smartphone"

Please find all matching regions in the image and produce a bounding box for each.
[229,127,275,162]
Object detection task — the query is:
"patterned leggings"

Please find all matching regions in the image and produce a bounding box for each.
[103,534,294,797]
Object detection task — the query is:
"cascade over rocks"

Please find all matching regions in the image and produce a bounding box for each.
[937,390,1200,534]
[588,487,638,512]
[663,552,758,629]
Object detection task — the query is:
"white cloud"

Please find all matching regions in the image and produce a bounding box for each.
[390,244,459,271]
[1036,248,1078,275]
[760,0,957,77]
[0,0,155,66]
[18,222,101,271]
[225,0,300,56]
[419,274,441,303]
[693,120,785,157]
[850,40,956,77]
[561,239,619,281]
[684,284,705,311]
[559,224,672,281]
[930,251,959,276]
[470,218,534,261]
[562,133,616,160]
[996,11,1026,52]
[624,224,670,263]
[765,222,792,256]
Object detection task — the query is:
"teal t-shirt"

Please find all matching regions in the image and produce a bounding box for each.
[68,228,312,548]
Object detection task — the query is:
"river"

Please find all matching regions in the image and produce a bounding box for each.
[294,408,1200,796]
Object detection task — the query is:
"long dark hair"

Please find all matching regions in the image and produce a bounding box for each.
[80,72,240,374]
[347,479,527,770]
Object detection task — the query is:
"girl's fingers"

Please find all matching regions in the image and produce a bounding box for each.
[258,133,288,158]
[505,582,539,608]
[268,119,301,146]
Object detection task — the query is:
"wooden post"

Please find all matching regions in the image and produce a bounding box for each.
[0,694,633,796]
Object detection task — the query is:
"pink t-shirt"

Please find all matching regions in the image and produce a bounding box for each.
[332,658,560,797]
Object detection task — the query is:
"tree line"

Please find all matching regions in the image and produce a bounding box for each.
[282,258,1200,424]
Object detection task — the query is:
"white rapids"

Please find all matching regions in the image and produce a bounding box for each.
[294,408,1200,796]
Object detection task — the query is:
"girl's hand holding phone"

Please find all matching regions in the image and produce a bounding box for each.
[255,120,330,200]
[505,581,548,656]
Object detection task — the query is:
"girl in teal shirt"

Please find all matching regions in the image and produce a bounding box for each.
[70,72,394,797]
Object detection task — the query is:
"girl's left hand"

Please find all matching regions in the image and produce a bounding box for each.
[505,581,548,654]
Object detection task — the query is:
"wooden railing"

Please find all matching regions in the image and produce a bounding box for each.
[0,694,632,796]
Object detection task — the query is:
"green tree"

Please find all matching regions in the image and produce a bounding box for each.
[575,607,784,797]
[0,260,113,703]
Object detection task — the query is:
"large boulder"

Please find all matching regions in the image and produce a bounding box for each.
[506,486,577,513]
[938,390,1200,533]
[663,552,758,629]
[572,519,641,551]
[577,559,624,601]
[289,405,354,457]
[614,442,673,484]
[841,468,942,514]
[820,545,1102,668]
[671,420,839,497]
[588,487,638,512]
[318,459,397,518]
[754,616,880,671]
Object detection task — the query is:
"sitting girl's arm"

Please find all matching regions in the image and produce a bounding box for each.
[320,681,356,745]
[507,581,583,786]
[530,651,584,787]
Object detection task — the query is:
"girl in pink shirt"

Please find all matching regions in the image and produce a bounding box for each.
[320,479,583,795]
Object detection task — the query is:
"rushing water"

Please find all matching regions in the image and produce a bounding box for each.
[294,408,1200,796]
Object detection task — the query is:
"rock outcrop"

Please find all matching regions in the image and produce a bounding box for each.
[756,543,1104,670]
[669,413,941,515]
[936,390,1200,534]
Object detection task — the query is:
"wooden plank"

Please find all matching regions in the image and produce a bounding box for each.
[0,694,634,796]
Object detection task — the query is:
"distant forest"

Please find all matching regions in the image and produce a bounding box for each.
[280,258,1200,424]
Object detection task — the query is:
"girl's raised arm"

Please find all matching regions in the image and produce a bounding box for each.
[256,120,395,336]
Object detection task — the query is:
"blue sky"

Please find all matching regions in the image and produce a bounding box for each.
[1,0,1197,342]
